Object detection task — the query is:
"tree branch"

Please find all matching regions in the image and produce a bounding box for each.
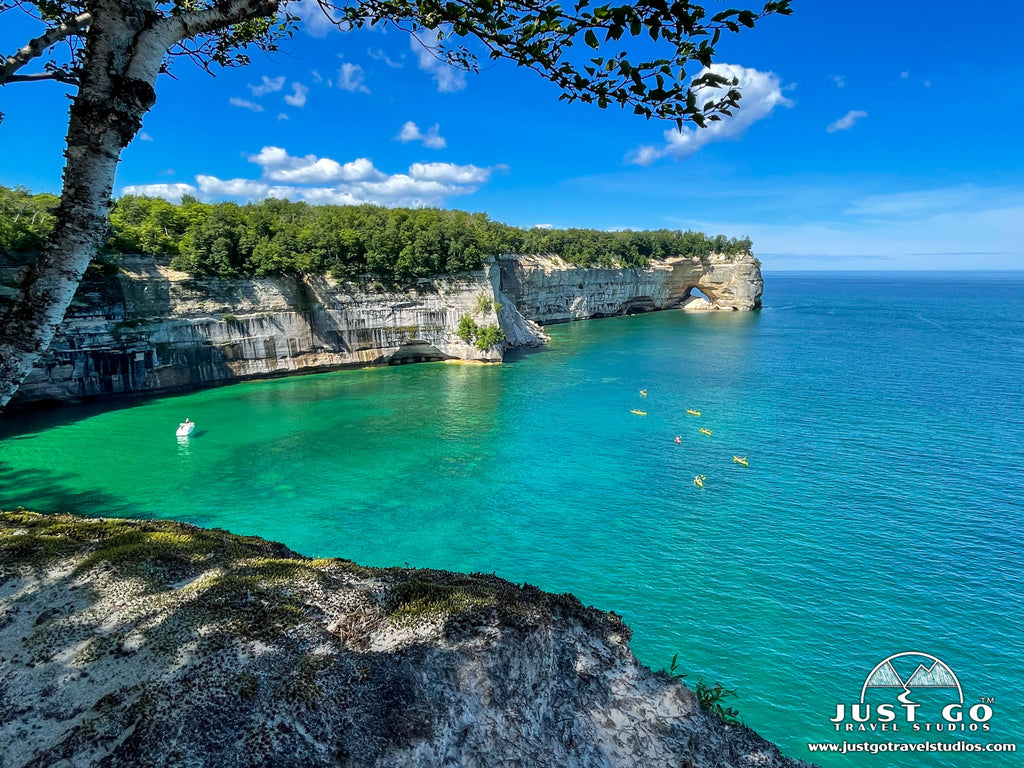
[0,12,90,85]
[155,0,281,45]
[2,70,78,84]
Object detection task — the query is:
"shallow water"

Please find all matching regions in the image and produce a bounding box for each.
[3,272,1022,765]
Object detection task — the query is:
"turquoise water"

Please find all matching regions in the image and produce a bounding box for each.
[2,272,1022,765]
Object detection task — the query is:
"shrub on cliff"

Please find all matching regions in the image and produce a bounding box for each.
[475,325,506,351]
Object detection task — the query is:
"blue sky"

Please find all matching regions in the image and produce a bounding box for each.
[2,1,1023,270]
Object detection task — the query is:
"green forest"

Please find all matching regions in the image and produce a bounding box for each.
[0,185,753,280]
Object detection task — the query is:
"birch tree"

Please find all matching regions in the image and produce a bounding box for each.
[0,0,790,410]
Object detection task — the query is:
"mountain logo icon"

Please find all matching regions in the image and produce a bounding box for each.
[860,652,963,704]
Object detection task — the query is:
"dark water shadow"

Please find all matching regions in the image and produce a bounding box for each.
[0,463,129,518]
[501,345,550,365]
[0,396,161,436]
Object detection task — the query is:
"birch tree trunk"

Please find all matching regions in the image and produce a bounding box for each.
[0,4,162,410]
[0,0,279,412]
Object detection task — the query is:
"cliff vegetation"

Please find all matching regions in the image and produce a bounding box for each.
[0,184,753,280]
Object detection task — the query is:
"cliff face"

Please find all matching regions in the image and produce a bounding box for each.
[0,511,812,768]
[10,258,505,406]
[498,253,763,324]
[5,252,761,407]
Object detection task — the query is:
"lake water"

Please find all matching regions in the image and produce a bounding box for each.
[2,272,1022,765]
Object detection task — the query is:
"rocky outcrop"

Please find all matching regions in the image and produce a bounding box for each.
[3,251,761,407]
[0,511,812,768]
[8,258,504,406]
[498,252,762,323]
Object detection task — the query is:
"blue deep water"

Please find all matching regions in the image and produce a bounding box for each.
[2,271,1022,765]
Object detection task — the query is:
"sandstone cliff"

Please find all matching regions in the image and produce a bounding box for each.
[8,258,507,406]
[3,252,761,407]
[0,511,811,768]
[497,252,762,324]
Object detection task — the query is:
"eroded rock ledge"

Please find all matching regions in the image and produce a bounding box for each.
[0,511,810,768]
[3,252,761,407]
[497,252,763,323]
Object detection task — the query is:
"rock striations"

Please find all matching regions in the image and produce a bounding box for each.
[497,253,762,323]
[0,511,812,768]
[7,258,507,407]
[3,251,761,407]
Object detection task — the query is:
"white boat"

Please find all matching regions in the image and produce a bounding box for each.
[176,421,195,437]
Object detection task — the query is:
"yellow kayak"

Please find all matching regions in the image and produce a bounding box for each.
[686,409,701,416]
[699,428,713,436]
[693,475,706,488]
[733,456,749,466]
[630,409,647,416]
[640,389,648,397]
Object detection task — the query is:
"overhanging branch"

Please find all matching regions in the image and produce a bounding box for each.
[2,70,78,84]
[155,0,281,44]
[0,12,90,85]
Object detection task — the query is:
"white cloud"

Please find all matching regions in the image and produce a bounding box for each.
[533,223,553,229]
[901,71,910,80]
[292,0,340,37]
[411,29,467,93]
[337,63,370,94]
[409,162,492,184]
[158,168,175,176]
[671,184,1024,270]
[826,110,868,133]
[121,183,198,202]
[196,176,271,199]
[395,121,446,149]
[248,75,285,97]
[249,147,386,184]
[832,75,846,88]
[123,147,506,208]
[277,113,289,121]
[629,146,663,167]
[369,48,404,68]
[843,185,994,219]
[627,63,793,165]
[138,132,153,142]
[229,97,264,113]
[284,82,309,107]
[311,69,323,84]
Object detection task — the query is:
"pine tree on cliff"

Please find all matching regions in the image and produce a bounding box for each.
[0,0,791,411]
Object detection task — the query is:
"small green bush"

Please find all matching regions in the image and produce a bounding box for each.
[474,293,494,314]
[475,325,505,350]
[457,314,479,343]
[665,654,741,724]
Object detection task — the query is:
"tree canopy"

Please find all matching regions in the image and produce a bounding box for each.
[2,1,791,126]
[1,186,754,278]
